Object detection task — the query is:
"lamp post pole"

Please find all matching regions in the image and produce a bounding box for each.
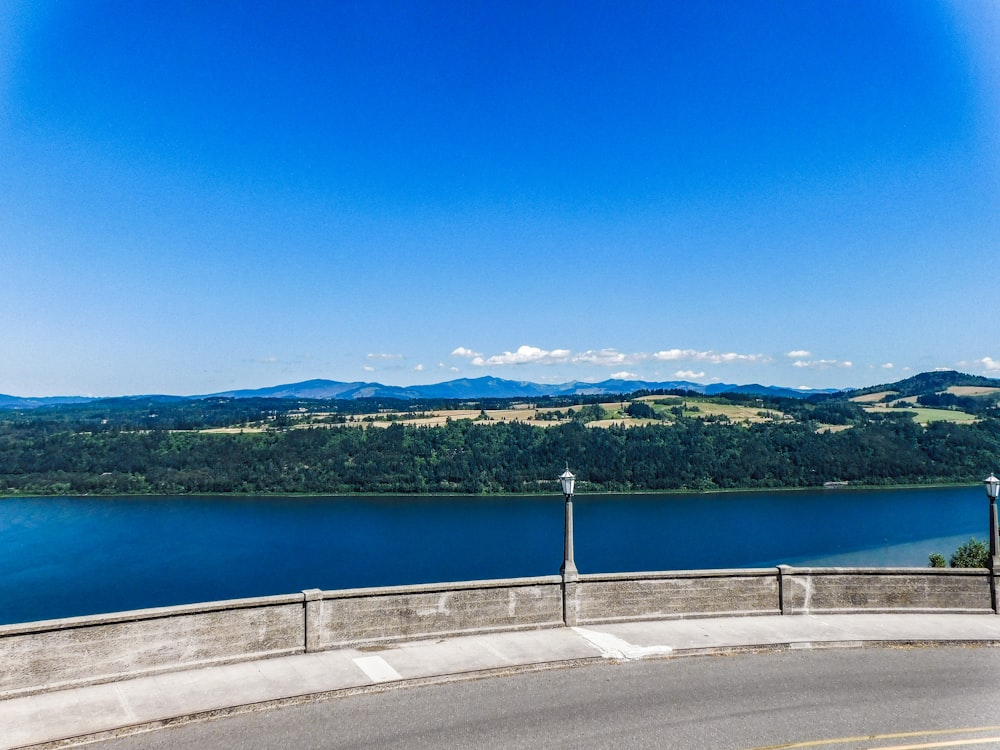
[985,475,1000,615]
[559,466,578,626]
[985,474,1000,572]
[559,467,578,578]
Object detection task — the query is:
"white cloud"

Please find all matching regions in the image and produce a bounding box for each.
[470,345,572,366]
[786,350,811,358]
[367,353,403,360]
[881,363,894,369]
[674,370,705,380]
[792,359,853,370]
[363,365,375,372]
[413,363,425,372]
[610,371,638,380]
[652,348,696,361]
[457,344,770,371]
[652,349,768,365]
[573,348,644,366]
[980,357,1000,372]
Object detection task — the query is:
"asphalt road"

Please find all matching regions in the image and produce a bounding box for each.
[91,646,1000,750]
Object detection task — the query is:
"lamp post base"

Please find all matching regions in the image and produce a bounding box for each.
[991,559,1000,616]
[561,492,578,624]
[560,569,578,626]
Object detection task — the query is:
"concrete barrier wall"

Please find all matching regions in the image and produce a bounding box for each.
[0,567,995,698]
[779,566,994,615]
[315,576,564,649]
[0,594,303,699]
[574,569,780,625]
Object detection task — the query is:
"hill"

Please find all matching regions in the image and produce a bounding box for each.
[843,370,1000,399]
[3,371,994,410]
[201,376,838,402]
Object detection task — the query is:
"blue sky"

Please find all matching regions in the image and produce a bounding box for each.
[2,1,999,396]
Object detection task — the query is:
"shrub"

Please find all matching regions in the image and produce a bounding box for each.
[949,538,989,568]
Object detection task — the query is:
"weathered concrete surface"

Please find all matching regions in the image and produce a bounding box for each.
[779,567,993,615]
[2,567,996,702]
[317,576,564,648]
[574,569,779,624]
[0,596,303,699]
[3,614,1000,750]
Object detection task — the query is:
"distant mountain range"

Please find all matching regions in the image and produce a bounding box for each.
[0,375,838,409]
[201,376,842,401]
[3,370,998,409]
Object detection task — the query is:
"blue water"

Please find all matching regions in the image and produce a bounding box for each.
[0,486,987,625]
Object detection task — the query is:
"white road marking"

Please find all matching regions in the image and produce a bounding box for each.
[571,627,673,660]
[353,655,403,683]
[873,738,1000,749]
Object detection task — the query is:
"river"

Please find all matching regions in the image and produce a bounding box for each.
[0,486,988,625]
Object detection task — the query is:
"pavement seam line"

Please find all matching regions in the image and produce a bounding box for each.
[112,685,137,723]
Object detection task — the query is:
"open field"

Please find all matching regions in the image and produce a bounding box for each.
[586,418,657,428]
[180,383,989,436]
[861,405,978,425]
[290,408,572,429]
[945,385,1000,397]
[187,396,805,434]
[199,426,267,434]
[638,395,788,424]
[850,391,898,403]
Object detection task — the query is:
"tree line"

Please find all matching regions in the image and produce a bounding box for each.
[1,407,999,495]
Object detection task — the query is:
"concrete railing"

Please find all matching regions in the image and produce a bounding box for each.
[1,566,996,699]
[777,566,993,615]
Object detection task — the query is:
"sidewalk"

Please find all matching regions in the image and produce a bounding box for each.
[4,613,1000,750]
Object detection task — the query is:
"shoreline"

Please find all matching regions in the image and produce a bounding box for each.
[0,480,980,501]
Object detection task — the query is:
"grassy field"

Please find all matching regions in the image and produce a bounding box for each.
[187,390,984,435]
[849,391,898,403]
[637,395,787,424]
[946,386,1000,397]
[861,404,978,425]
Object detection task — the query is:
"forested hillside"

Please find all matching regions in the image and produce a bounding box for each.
[1,380,999,494]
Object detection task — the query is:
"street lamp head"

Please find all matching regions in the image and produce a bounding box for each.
[985,474,1000,501]
[559,466,575,498]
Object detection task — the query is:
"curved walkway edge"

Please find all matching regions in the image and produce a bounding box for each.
[4,613,1000,750]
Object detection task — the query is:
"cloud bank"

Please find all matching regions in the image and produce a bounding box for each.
[451,345,769,369]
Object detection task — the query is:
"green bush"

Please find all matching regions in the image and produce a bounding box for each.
[949,538,989,568]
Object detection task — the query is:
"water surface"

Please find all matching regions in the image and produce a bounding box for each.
[0,486,986,625]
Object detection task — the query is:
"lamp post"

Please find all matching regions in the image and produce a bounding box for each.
[985,474,1000,573]
[559,466,577,578]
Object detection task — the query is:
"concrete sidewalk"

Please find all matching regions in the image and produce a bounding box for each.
[4,613,1000,750]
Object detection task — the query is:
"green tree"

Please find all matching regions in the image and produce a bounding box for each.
[571,403,605,424]
[625,401,657,420]
[949,538,989,568]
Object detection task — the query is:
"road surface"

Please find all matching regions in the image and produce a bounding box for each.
[89,645,1000,750]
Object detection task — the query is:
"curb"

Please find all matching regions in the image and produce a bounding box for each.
[11,638,1000,750]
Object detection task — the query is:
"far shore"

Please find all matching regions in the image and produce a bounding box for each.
[0,481,981,501]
